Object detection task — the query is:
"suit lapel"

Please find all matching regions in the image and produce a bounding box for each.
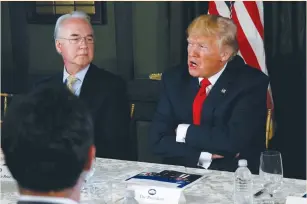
[181,68,199,123]
[79,64,94,100]
[79,64,99,111]
[200,58,239,125]
[78,64,110,114]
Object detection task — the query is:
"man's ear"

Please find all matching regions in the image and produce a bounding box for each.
[55,40,62,54]
[84,145,96,171]
[220,46,233,63]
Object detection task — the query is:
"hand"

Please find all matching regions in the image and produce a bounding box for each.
[212,154,224,159]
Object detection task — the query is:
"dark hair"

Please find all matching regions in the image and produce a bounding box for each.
[1,84,94,192]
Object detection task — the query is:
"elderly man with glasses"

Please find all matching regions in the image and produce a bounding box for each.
[36,11,133,161]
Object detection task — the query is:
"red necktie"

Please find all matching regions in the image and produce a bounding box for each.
[193,78,211,125]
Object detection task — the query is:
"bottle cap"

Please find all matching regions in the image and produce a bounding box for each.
[238,159,248,167]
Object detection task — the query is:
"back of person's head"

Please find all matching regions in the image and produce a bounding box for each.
[1,84,95,192]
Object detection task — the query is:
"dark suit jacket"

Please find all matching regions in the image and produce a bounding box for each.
[35,64,133,160]
[149,56,269,173]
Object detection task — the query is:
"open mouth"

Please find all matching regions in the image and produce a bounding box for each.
[189,60,198,69]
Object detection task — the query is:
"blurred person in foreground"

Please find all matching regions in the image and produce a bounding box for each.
[149,14,269,173]
[1,84,95,204]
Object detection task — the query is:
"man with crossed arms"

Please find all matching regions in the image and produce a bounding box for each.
[149,14,268,173]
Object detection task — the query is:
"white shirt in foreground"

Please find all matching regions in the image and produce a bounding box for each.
[19,195,78,204]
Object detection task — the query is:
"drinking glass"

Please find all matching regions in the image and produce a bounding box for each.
[259,151,283,197]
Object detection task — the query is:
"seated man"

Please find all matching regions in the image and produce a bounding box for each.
[1,84,95,204]
[149,14,269,173]
[36,11,132,160]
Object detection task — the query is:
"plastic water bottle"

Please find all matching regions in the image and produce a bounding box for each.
[233,159,253,204]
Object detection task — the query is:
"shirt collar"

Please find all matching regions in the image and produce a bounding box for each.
[198,62,228,86]
[19,195,79,204]
[63,64,90,83]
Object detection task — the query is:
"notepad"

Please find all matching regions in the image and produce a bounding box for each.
[125,170,204,189]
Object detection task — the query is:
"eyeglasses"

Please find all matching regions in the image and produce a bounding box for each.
[57,36,94,44]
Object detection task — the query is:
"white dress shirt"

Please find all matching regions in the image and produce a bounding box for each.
[176,63,227,169]
[63,65,90,96]
[18,195,78,204]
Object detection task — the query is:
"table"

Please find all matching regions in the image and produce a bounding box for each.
[1,158,306,204]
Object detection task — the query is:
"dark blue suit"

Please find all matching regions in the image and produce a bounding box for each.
[149,56,269,173]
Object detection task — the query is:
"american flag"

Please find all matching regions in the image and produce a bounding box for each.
[208,1,274,143]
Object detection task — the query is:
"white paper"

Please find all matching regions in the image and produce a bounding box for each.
[0,149,14,182]
[128,184,184,204]
[286,196,307,204]
[0,165,14,181]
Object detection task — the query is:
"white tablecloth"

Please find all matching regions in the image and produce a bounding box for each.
[1,158,306,204]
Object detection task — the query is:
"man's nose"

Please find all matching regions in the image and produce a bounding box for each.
[79,38,88,48]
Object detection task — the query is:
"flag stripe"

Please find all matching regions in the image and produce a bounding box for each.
[243,2,264,39]
[233,2,267,75]
[215,1,231,18]
[231,6,261,70]
[243,1,264,40]
[255,1,264,26]
[208,2,231,18]
[208,2,219,15]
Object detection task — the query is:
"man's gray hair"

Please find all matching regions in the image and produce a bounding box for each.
[54,11,92,39]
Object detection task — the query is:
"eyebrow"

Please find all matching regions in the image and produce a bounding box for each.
[70,34,80,37]
[69,34,94,37]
